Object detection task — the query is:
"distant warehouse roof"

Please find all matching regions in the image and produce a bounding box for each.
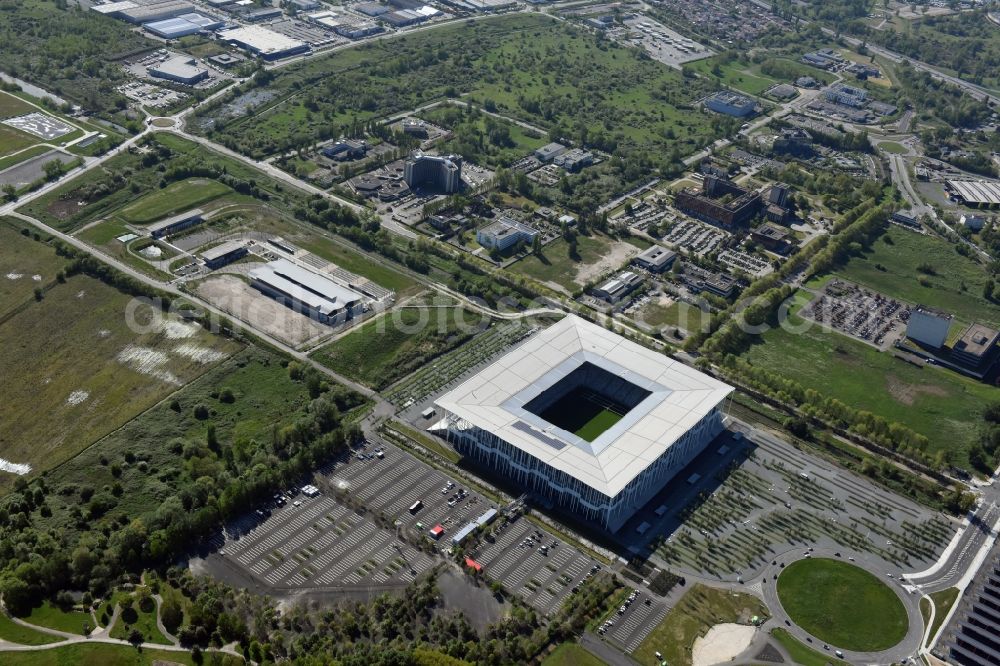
[948,180,1000,206]
[217,25,309,60]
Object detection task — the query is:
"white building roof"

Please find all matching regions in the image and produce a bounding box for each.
[249,258,362,315]
[437,315,732,497]
[217,26,306,56]
[948,180,1000,206]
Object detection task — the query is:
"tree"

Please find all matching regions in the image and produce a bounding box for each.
[161,597,183,634]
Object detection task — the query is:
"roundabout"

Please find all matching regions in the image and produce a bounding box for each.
[776,557,909,652]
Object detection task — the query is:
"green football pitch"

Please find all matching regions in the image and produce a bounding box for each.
[538,388,625,442]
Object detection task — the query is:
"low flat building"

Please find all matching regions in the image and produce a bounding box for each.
[824,83,867,108]
[148,55,209,85]
[476,217,538,251]
[592,271,644,303]
[705,91,756,118]
[752,222,790,251]
[200,240,248,269]
[769,83,796,100]
[534,142,567,163]
[147,209,204,239]
[961,214,988,231]
[322,139,367,161]
[906,305,953,349]
[116,0,195,24]
[217,25,310,60]
[554,148,594,172]
[249,258,364,324]
[952,324,1000,369]
[632,245,676,273]
[948,180,1000,209]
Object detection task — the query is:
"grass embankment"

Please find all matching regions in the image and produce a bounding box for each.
[311,307,483,389]
[776,558,907,651]
[633,584,768,666]
[21,601,92,635]
[0,613,62,645]
[542,642,608,666]
[771,627,851,666]
[0,643,243,666]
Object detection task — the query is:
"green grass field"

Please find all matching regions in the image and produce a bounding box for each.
[542,643,607,666]
[926,587,960,641]
[108,594,170,645]
[819,229,1000,328]
[878,141,908,154]
[743,290,1000,469]
[0,643,243,666]
[295,233,416,294]
[21,602,92,635]
[0,90,36,119]
[311,307,483,389]
[0,273,239,486]
[194,14,722,164]
[0,613,62,645]
[633,585,768,666]
[771,628,850,666]
[511,234,615,292]
[776,558,907,651]
[118,178,231,225]
[687,56,778,95]
[0,219,69,316]
[538,389,624,442]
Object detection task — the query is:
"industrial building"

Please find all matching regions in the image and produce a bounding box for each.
[705,91,756,118]
[108,0,196,24]
[217,25,310,60]
[143,12,223,38]
[476,218,539,251]
[148,56,209,85]
[200,240,248,269]
[322,139,368,161]
[939,538,1000,666]
[553,148,594,173]
[534,142,567,163]
[592,271,644,303]
[404,152,462,193]
[952,324,1000,369]
[824,83,868,108]
[249,258,364,324]
[147,209,204,239]
[632,245,676,273]
[675,175,762,228]
[906,305,953,349]
[961,214,989,231]
[947,180,1000,209]
[436,315,733,532]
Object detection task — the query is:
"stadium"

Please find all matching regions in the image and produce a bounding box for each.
[436,315,732,532]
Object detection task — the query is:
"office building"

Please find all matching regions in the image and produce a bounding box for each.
[476,217,539,251]
[675,175,762,228]
[906,305,953,349]
[632,245,677,273]
[404,152,462,193]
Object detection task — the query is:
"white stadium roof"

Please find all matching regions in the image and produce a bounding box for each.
[436,315,733,497]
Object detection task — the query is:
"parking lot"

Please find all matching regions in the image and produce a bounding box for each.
[662,218,727,256]
[222,492,436,589]
[800,279,909,348]
[601,593,671,653]
[470,515,600,616]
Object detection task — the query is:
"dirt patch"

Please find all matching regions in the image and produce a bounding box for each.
[195,274,330,348]
[116,344,181,385]
[885,373,949,406]
[173,343,228,364]
[46,197,85,221]
[692,623,757,666]
[574,240,641,284]
[66,390,89,406]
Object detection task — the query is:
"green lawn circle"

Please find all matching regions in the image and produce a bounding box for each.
[776,558,909,651]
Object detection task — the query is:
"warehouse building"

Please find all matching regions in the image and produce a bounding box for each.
[200,240,248,269]
[116,0,195,24]
[906,305,953,349]
[147,209,204,239]
[148,56,209,85]
[592,271,644,304]
[217,25,310,60]
[632,245,676,273]
[436,315,733,532]
[705,91,756,118]
[249,258,364,324]
[404,152,462,193]
[143,12,223,38]
[947,180,1000,209]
